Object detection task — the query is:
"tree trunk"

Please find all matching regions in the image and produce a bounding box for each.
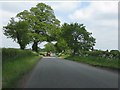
[73,49,76,55]
[20,45,25,50]
[72,48,77,56]
[17,33,25,50]
[19,41,25,50]
[18,40,25,50]
[32,41,38,52]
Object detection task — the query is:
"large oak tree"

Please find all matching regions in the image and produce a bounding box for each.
[17,3,60,52]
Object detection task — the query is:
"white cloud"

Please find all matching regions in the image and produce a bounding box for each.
[50,1,80,13]
[68,1,118,50]
[1,10,16,26]
[91,2,118,13]
[69,1,118,21]
[56,16,65,25]
[0,8,19,48]
[1,2,38,13]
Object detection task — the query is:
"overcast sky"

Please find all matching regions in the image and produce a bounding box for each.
[0,1,118,50]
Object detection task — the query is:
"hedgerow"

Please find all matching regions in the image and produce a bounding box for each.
[2,48,38,62]
[78,50,120,60]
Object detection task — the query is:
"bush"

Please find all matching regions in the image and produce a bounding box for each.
[65,55,119,69]
[39,52,46,56]
[2,48,38,62]
[110,50,119,59]
[79,50,120,60]
[2,48,41,88]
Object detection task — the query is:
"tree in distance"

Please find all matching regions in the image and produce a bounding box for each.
[55,38,69,53]
[3,18,31,50]
[17,3,60,52]
[44,42,56,53]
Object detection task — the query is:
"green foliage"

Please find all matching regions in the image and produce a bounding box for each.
[3,3,96,54]
[2,48,41,88]
[3,18,31,49]
[58,53,70,58]
[39,52,46,56]
[2,48,38,62]
[55,38,69,53]
[65,55,119,69]
[78,50,119,60]
[44,42,56,53]
[3,56,40,88]
[17,3,60,52]
[62,49,120,69]
[61,23,95,54]
[110,50,120,59]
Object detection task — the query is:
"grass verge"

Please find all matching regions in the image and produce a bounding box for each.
[65,56,119,70]
[2,55,41,88]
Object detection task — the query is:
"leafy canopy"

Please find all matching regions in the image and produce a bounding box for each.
[16,3,60,52]
[44,42,56,53]
[17,3,60,42]
[3,18,31,49]
[61,23,96,54]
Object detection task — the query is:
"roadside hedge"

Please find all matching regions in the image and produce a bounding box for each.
[79,50,120,60]
[2,48,38,62]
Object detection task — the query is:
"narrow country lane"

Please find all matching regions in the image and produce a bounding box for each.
[22,57,118,88]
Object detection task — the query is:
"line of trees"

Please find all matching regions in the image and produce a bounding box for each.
[3,3,96,55]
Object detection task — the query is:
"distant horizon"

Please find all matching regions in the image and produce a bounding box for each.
[0,1,118,50]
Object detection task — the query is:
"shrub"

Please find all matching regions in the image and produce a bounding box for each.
[2,48,38,62]
[78,50,120,60]
[110,50,119,59]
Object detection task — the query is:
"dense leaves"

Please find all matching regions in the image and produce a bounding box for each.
[3,18,31,49]
[44,43,56,53]
[55,38,69,53]
[78,50,120,60]
[60,23,96,55]
[17,3,60,52]
[2,48,38,62]
[3,3,96,54]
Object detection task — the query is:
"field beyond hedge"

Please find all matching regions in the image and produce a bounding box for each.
[2,48,41,88]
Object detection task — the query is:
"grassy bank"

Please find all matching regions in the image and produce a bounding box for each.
[65,55,119,70]
[2,48,42,88]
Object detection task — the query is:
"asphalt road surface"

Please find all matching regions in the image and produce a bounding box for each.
[23,57,118,88]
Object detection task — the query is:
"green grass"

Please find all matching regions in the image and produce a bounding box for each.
[2,48,42,88]
[65,56,119,69]
[3,55,41,88]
